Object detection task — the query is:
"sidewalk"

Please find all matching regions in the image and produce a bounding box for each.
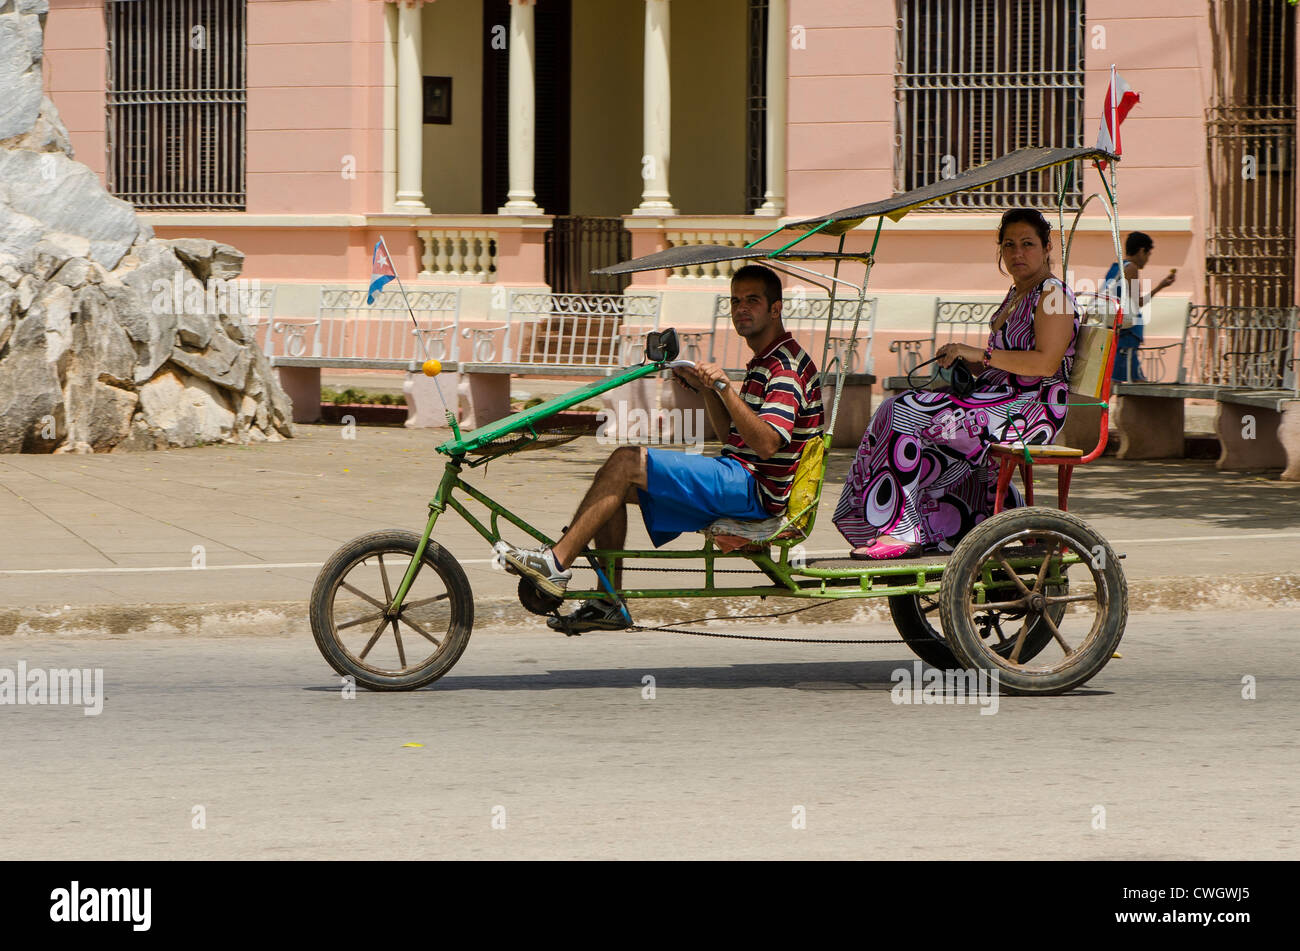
[2,423,1298,635]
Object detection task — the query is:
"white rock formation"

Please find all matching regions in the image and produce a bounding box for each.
[0,0,292,452]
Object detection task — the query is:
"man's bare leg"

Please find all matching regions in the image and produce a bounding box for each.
[551,446,647,578]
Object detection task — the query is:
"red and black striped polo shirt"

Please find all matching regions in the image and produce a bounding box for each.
[721,331,824,515]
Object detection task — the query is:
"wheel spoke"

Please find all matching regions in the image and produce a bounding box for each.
[399,614,442,648]
[401,593,449,611]
[1044,592,1099,605]
[341,582,387,612]
[1031,542,1056,593]
[994,556,1034,597]
[970,598,1028,612]
[378,554,394,603]
[358,618,389,660]
[1009,617,1031,663]
[1038,610,1075,655]
[337,608,387,631]
[392,619,406,667]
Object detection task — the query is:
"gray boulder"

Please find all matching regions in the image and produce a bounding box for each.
[0,9,43,143]
[0,150,140,269]
[171,238,246,283]
[0,3,293,453]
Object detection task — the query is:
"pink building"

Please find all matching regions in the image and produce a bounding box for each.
[41,0,1300,384]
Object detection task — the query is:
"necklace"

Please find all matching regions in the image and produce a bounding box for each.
[993,271,1050,332]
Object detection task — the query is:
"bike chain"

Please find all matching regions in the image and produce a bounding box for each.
[562,550,902,643]
[628,624,902,645]
[624,600,902,645]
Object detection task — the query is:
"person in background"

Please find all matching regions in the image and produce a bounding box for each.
[1104,231,1176,382]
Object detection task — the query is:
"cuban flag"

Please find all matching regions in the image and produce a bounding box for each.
[1096,70,1140,169]
[367,239,397,305]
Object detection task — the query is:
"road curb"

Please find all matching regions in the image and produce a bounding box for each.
[3,573,1298,638]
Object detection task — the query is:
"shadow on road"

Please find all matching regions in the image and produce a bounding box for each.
[303,658,1113,695]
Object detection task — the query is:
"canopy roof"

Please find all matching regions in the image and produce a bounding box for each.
[592,246,870,277]
[598,146,1118,275]
[785,145,1117,235]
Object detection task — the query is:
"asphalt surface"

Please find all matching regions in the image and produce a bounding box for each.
[1,609,1294,860]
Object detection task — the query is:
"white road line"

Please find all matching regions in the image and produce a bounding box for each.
[3,532,1298,576]
[0,562,324,575]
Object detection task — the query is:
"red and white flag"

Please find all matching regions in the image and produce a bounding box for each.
[367,238,397,305]
[1096,70,1140,167]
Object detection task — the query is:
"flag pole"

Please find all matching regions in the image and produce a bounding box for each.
[1107,65,1124,316]
[377,235,456,428]
[379,235,434,363]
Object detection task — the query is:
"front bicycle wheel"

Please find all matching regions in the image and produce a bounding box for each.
[309,530,474,691]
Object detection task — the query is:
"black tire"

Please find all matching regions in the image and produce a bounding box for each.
[309,530,473,691]
[889,582,1063,669]
[938,507,1127,696]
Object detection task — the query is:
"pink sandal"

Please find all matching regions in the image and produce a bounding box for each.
[850,540,922,560]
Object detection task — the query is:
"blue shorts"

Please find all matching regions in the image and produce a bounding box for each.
[636,449,771,547]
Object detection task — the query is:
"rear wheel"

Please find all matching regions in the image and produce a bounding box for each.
[938,508,1126,696]
[309,530,473,691]
[889,581,1062,669]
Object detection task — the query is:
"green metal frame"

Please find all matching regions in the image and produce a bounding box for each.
[388,451,1076,615]
[381,146,1117,617]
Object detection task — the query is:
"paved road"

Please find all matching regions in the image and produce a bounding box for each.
[3,426,1299,634]
[1,609,1295,860]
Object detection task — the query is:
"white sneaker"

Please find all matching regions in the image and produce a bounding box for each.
[499,544,573,598]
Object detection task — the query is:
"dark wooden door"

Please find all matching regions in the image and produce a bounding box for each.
[481,0,571,215]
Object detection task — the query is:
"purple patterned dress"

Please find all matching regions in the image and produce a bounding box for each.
[833,277,1078,551]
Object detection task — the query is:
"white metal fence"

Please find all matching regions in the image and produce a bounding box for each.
[466,292,662,369]
[250,287,461,365]
[709,294,878,376]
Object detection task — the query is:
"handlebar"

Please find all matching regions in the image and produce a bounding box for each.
[664,359,730,394]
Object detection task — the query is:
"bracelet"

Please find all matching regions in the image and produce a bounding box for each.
[982,344,994,367]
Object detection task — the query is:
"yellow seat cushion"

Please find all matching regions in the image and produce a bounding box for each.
[785,435,826,529]
[700,435,827,548]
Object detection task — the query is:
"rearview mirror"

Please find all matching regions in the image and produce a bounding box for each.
[645,328,680,363]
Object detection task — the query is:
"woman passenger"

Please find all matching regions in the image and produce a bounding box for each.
[833,208,1079,559]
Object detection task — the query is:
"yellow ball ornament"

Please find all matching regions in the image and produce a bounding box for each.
[421,359,442,377]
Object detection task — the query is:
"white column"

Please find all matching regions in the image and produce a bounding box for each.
[382,2,398,211]
[499,0,542,214]
[632,0,677,216]
[394,0,431,212]
[756,0,787,217]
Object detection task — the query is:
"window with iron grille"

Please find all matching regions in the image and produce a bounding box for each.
[106,0,247,210]
[1205,0,1296,308]
[895,0,1086,210]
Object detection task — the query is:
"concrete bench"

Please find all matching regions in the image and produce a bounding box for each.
[1213,389,1300,480]
[414,291,665,430]
[1112,304,1300,459]
[259,286,463,424]
[256,287,661,432]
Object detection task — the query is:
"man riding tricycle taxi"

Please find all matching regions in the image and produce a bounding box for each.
[500,264,825,632]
